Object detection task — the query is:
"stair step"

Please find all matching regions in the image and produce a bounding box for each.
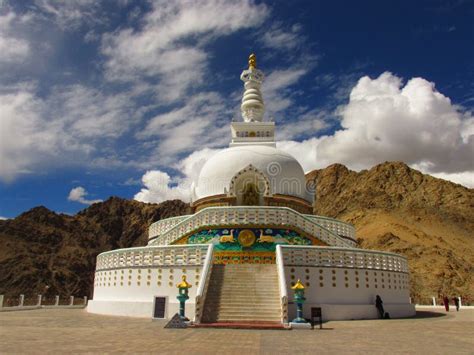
[207,289,279,294]
[216,307,280,313]
[207,301,280,306]
[209,302,281,307]
[215,317,281,322]
[202,264,281,324]
[208,283,279,288]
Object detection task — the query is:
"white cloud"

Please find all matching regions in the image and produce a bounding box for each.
[0,84,138,182]
[277,138,321,173]
[101,0,269,103]
[316,72,474,175]
[0,216,9,220]
[0,88,55,181]
[277,109,329,140]
[263,59,317,116]
[138,92,230,160]
[134,170,191,203]
[260,23,304,51]
[430,171,474,188]
[134,147,221,203]
[68,186,102,205]
[0,12,30,64]
[33,0,104,30]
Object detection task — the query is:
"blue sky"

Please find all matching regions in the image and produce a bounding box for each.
[0,0,473,218]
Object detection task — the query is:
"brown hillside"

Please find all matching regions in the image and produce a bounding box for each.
[0,198,189,299]
[306,162,474,303]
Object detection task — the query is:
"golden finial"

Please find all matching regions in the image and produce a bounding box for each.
[176,275,192,289]
[291,279,305,290]
[248,53,257,69]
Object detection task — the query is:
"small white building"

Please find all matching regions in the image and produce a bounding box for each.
[88,54,415,325]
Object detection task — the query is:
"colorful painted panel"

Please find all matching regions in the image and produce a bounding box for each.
[186,227,313,251]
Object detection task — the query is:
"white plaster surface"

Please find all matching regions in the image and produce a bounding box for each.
[194,145,311,201]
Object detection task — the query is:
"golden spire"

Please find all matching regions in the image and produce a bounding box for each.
[291,279,305,290]
[248,53,257,69]
[176,275,192,289]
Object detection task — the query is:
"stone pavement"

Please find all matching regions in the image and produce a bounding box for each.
[0,308,472,354]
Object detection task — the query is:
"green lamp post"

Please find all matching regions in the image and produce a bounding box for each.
[291,279,308,324]
[176,275,192,320]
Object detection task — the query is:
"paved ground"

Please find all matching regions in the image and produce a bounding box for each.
[0,308,473,354]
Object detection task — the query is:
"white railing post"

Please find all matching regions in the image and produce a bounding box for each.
[54,295,59,306]
[37,294,42,306]
[83,296,88,305]
[459,297,462,308]
[432,296,436,306]
[276,245,288,324]
[69,296,74,306]
[194,244,214,324]
[279,245,408,275]
[19,294,25,307]
[0,295,3,308]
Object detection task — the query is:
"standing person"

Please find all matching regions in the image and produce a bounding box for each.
[443,296,450,311]
[375,295,385,319]
[453,297,460,311]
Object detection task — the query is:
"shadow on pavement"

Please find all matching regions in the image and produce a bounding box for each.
[414,311,446,319]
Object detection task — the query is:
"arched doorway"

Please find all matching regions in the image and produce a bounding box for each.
[228,165,271,206]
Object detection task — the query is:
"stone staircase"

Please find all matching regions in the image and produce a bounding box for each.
[201,264,282,323]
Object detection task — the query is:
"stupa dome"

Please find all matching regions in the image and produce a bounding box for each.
[193,145,311,203]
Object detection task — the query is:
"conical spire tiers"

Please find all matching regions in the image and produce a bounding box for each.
[240,54,265,122]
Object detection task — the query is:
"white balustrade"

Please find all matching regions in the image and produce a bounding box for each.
[148,207,356,248]
[95,245,209,271]
[280,245,409,273]
[304,215,356,239]
[194,244,214,324]
[148,215,191,238]
[275,245,288,324]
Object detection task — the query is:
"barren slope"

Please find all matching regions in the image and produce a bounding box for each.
[307,162,474,303]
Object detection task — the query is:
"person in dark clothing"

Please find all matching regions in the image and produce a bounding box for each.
[443,296,450,311]
[453,297,460,311]
[375,295,385,319]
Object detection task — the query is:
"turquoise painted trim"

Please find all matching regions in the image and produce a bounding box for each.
[150,206,355,247]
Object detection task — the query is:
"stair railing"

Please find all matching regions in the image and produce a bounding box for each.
[149,206,356,248]
[276,245,288,324]
[194,244,215,324]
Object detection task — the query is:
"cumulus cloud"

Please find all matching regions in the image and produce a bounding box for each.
[0,12,30,65]
[0,84,138,182]
[134,148,221,203]
[33,0,105,30]
[278,72,474,186]
[101,0,269,103]
[0,216,9,220]
[316,72,474,175]
[260,23,304,51]
[134,170,191,203]
[68,186,102,205]
[138,92,230,159]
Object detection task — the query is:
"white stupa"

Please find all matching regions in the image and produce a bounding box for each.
[87,54,415,325]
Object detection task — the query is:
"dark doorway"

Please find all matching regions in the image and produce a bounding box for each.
[153,297,166,318]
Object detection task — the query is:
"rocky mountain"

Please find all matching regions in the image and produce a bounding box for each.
[0,198,189,299]
[307,161,474,303]
[0,162,472,304]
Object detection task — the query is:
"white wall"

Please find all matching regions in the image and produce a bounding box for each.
[88,266,202,319]
[285,266,415,320]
